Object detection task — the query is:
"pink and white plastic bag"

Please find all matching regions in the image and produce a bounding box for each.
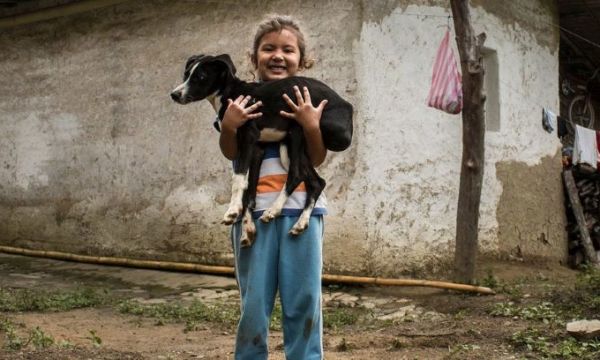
[427,30,463,114]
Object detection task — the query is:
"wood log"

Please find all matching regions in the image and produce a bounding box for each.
[563,170,600,267]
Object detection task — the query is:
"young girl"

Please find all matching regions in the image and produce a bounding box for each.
[218,15,328,360]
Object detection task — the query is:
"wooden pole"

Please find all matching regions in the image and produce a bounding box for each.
[0,246,495,295]
[450,0,487,284]
[563,170,600,267]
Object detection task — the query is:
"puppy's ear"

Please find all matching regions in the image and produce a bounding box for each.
[214,54,237,78]
[185,54,204,72]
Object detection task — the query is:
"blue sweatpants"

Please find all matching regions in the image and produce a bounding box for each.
[231,215,324,360]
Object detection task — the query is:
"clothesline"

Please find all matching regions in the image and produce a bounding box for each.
[400,7,600,127]
[398,6,600,53]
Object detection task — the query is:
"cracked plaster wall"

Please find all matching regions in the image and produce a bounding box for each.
[0,0,565,275]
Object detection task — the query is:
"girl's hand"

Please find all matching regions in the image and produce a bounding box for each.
[221,95,263,133]
[280,86,328,166]
[280,86,328,130]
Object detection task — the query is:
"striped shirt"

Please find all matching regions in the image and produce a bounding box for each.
[253,143,327,218]
[214,118,328,218]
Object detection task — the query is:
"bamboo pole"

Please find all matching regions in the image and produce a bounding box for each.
[0,245,495,295]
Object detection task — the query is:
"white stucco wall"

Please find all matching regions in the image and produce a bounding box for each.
[0,0,564,276]
[340,3,562,273]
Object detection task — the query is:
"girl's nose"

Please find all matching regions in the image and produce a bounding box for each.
[272,53,284,61]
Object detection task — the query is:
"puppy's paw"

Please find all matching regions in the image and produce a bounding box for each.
[240,232,254,248]
[242,219,256,247]
[240,236,251,248]
[222,207,241,225]
[289,218,309,236]
[259,208,279,223]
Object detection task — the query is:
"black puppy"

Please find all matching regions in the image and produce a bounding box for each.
[171,54,353,247]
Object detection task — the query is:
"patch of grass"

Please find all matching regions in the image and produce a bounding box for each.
[29,326,54,349]
[0,319,55,351]
[0,317,25,350]
[269,302,282,331]
[489,301,562,324]
[549,266,600,319]
[510,328,600,359]
[323,307,362,330]
[0,287,111,312]
[479,269,499,289]
[117,299,240,330]
[86,329,102,348]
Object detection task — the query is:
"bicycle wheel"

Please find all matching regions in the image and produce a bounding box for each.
[569,94,595,128]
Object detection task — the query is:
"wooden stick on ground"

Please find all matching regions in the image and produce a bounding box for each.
[0,245,495,295]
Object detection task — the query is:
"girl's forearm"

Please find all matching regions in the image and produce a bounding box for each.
[303,125,327,167]
[219,126,238,160]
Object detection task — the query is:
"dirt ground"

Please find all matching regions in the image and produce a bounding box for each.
[0,253,592,359]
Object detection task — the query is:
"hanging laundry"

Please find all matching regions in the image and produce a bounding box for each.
[542,108,556,133]
[427,29,463,114]
[573,124,598,169]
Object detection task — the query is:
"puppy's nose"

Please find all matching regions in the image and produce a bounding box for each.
[170,91,181,102]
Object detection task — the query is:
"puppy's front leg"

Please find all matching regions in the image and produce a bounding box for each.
[259,189,288,223]
[222,171,248,225]
[289,199,316,235]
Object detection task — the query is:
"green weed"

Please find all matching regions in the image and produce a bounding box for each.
[86,329,102,348]
[323,308,361,330]
[0,318,25,350]
[489,301,561,324]
[0,287,110,312]
[117,299,240,330]
[510,328,600,359]
[29,326,54,349]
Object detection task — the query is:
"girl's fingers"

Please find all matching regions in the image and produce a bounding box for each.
[247,112,263,119]
[280,110,296,119]
[234,95,244,103]
[247,101,263,112]
[317,99,328,111]
[293,86,304,105]
[240,95,251,107]
[282,93,298,110]
[227,98,234,107]
[302,86,311,104]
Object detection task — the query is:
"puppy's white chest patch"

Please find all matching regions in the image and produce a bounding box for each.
[259,129,286,142]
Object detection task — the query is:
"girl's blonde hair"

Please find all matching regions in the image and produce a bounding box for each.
[250,14,314,70]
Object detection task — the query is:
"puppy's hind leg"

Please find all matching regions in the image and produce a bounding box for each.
[259,143,292,223]
[240,145,264,247]
[222,172,248,225]
[239,208,256,247]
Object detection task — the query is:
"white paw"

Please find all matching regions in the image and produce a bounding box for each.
[240,217,256,248]
[289,218,309,236]
[222,206,242,225]
[259,208,280,223]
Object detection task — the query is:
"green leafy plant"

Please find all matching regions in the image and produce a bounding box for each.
[86,329,102,348]
[29,326,54,349]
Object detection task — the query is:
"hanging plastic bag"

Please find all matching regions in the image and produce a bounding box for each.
[427,30,463,114]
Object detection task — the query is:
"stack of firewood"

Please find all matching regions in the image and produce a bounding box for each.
[566,172,600,267]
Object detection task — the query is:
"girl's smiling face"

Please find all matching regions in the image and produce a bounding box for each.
[255,28,301,81]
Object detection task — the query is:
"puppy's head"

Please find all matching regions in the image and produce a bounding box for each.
[170,54,236,105]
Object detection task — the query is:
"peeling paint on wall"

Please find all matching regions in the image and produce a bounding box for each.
[0,0,565,275]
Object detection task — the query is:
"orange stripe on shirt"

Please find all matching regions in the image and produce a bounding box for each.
[256,174,306,193]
